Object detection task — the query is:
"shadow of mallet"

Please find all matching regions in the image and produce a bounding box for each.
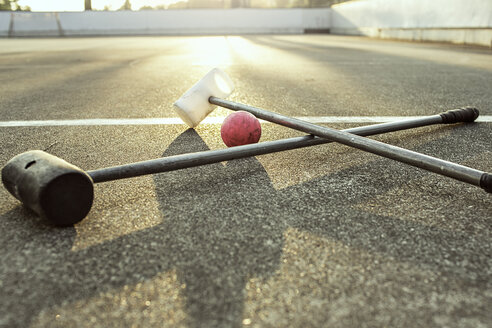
[174,68,491,193]
[1,106,481,226]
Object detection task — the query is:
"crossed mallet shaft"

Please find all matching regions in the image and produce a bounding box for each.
[1,69,490,226]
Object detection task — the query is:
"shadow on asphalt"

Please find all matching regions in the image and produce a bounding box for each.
[0,125,490,327]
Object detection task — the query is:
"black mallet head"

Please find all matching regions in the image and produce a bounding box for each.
[1,150,94,226]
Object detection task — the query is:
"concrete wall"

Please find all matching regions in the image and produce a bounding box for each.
[5,9,331,37]
[331,0,492,47]
[9,12,61,37]
[3,2,491,47]
[0,12,11,37]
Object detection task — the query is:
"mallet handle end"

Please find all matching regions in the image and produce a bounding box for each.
[440,107,479,124]
[480,173,492,193]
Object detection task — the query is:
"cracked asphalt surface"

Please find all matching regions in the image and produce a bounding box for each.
[0,35,491,327]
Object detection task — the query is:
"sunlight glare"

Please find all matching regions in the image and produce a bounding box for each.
[226,36,258,57]
[214,72,233,95]
[189,37,233,68]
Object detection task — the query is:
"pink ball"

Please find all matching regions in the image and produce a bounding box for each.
[221,111,262,147]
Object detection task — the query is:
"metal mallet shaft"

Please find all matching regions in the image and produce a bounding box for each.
[2,108,480,226]
[88,108,478,182]
[210,97,491,193]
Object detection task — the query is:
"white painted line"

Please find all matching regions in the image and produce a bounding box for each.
[0,118,184,127]
[0,116,491,127]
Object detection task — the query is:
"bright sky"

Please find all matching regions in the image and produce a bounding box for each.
[17,0,186,11]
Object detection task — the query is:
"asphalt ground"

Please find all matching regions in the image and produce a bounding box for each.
[0,35,491,327]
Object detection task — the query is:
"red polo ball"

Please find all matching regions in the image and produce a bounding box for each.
[221,111,262,147]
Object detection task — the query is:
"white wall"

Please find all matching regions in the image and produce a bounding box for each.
[302,8,331,31]
[331,0,492,47]
[5,9,330,37]
[10,12,61,36]
[0,12,11,37]
[3,3,491,47]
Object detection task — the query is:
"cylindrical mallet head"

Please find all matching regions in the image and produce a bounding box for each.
[174,68,235,128]
[1,150,94,226]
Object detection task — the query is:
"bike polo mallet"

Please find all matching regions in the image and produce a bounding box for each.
[174,68,491,193]
[1,107,482,227]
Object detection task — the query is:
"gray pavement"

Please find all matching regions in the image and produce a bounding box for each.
[0,35,491,328]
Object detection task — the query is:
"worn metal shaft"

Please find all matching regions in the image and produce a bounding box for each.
[209,97,491,193]
[88,108,489,193]
[2,108,485,226]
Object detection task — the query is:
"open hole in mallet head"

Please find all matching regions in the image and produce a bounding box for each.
[25,160,36,169]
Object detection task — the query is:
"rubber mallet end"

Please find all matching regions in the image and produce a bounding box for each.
[2,150,94,226]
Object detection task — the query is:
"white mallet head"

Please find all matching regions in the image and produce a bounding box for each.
[174,68,235,128]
